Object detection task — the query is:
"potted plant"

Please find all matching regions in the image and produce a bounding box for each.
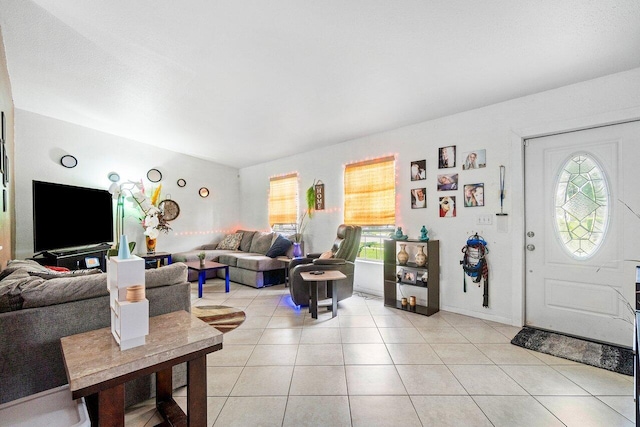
[197,252,206,267]
[292,180,317,257]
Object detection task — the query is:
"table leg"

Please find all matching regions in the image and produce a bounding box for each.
[329,281,337,318]
[98,383,124,426]
[198,271,205,298]
[188,355,207,426]
[225,266,230,293]
[310,282,318,319]
[168,254,172,264]
[156,367,172,405]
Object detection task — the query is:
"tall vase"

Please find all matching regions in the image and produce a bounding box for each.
[415,245,427,267]
[145,236,157,254]
[397,244,409,265]
[292,242,302,258]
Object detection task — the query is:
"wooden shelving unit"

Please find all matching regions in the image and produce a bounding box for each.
[383,239,440,316]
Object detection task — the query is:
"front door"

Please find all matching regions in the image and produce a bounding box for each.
[524,121,640,347]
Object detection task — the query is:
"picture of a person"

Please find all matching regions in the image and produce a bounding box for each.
[462,149,486,170]
[410,161,426,181]
[411,187,426,209]
[437,174,458,191]
[473,185,484,206]
[463,185,478,207]
[439,196,456,217]
[463,152,478,170]
[438,146,456,168]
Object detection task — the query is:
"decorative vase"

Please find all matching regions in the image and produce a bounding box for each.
[293,242,302,258]
[118,235,131,259]
[145,236,157,254]
[415,245,427,267]
[199,259,206,267]
[397,244,409,265]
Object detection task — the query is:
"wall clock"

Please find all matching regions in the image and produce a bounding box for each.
[199,187,209,198]
[177,178,186,187]
[60,155,78,168]
[147,168,162,182]
[108,172,120,182]
[159,199,180,221]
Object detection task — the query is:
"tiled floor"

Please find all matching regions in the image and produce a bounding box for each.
[125,280,635,426]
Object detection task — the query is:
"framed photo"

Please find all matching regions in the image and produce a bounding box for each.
[411,187,426,209]
[439,196,456,217]
[438,145,456,168]
[437,173,458,191]
[410,160,426,181]
[400,268,417,285]
[463,183,484,207]
[462,149,486,170]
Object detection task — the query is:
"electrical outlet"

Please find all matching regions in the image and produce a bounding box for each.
[477,214,493,225]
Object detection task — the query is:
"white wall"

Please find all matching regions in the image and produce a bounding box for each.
[14,109,241,259]
[239,67,640,326]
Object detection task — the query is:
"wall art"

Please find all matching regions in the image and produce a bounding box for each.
[439,196,456,217]
[410,160,426,181]
[462,149,486,170]
[411,187,426,209]
[438,145,456,168]
[463,183,485,207]
[437,173,458,191]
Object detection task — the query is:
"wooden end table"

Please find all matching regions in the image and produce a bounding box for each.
[60,310,223,426]
[300,270,347,319]
[185,260,230,297]
[276,256,292,287]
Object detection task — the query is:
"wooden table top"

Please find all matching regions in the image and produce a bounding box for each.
[61,311,223,397]
[300,270,346,282]
[184,260,228,271]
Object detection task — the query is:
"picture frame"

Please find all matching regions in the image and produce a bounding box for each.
[438,145,456,168]
[399,268,417,285]
[437,173,458,191]
[463,183,485,207]
[461,149,486,170]
[411,187,426,209]
[410,159,426,181]
[439,196,456,217]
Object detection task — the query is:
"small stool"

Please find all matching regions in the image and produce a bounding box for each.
[300,270,346,319]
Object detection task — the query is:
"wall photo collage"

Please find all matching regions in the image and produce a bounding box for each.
[409,147,487,218]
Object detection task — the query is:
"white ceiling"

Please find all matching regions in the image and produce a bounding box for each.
[1,1,639,168]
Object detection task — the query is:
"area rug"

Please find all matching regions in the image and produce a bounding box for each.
[511,327,633,376]
[192,305,246,333]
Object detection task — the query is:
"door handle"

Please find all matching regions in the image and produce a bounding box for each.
[526,244,535,251]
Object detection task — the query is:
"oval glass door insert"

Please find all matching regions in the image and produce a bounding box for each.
[554,153,610,259]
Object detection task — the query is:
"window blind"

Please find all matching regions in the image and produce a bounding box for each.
[344,156,395,225]
[269,173,298,226]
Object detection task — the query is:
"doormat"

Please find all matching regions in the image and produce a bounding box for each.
[511,327,633,376]
[192,305,246,333]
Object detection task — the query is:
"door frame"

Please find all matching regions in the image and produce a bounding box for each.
[509,107,640,327]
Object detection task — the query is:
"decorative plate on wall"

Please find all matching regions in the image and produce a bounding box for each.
[147,168,162,182]
[199,187,209,198]
[60,155,78,168]
[177,178,186,187]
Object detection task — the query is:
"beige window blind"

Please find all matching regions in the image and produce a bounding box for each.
[269,173,298,226]
[344,156,395,225]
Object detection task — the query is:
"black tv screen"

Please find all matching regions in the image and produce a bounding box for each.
[33,180,114,252]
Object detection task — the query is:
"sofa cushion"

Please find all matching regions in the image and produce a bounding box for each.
[236,255,284,272]
[0,259,52,281]
[218,252,258,267]
[249,232,274,255]
[237,230,257,252]
[265,234,292,258]
[216,232,244,250]
[28,268,102,280]
[146,263,188,288]
[0,270,40,312]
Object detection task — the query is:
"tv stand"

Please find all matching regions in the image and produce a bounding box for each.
[32,244,112,271]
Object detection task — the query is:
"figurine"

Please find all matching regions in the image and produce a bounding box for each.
[395,227,404,238]
[391,226,408,240]
[419,226,429,241]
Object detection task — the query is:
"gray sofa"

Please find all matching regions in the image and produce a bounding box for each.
[0,259,191,406]
[172,230,297,288]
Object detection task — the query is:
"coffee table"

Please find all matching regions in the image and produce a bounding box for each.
[185,260,230,297]
[60,310,223,426]
[300,270,347,319]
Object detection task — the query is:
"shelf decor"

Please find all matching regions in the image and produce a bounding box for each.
[397,244,409,265]
[415,245,427,267]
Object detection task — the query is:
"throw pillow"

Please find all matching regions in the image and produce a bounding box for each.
[216,232,244,250]
[249,232,275,255]
[319,250,334,259]
[236,230,257,252]
[28,268,102,280]
[265,234,293,258]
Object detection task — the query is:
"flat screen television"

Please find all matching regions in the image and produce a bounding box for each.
[33,180,114,253]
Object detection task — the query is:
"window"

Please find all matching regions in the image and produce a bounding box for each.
[269,173,298,229]
[554,154,609,259]
[344,156,396,260]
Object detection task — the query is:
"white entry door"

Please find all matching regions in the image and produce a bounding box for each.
[524,121,640,347]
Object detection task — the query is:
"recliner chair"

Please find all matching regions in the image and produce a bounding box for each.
[289,224,362,306]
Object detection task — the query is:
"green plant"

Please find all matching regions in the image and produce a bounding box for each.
[294,180,317,243]
[197,252,205,261]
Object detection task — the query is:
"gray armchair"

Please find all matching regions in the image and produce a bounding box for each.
[289,224,362,306]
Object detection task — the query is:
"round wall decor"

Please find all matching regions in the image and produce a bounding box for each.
[108,172,120,182]
[147,168,162,182]
[177,178,186,187]
[60,155,78,168]
[159,199,180,221]
[199,187,209,198]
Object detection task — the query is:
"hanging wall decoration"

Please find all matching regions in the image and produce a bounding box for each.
[314,180,325,211]
[410,160,426,180]
[461,149,486,170]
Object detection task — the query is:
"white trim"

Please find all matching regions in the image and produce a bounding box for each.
[511,107,640,329]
